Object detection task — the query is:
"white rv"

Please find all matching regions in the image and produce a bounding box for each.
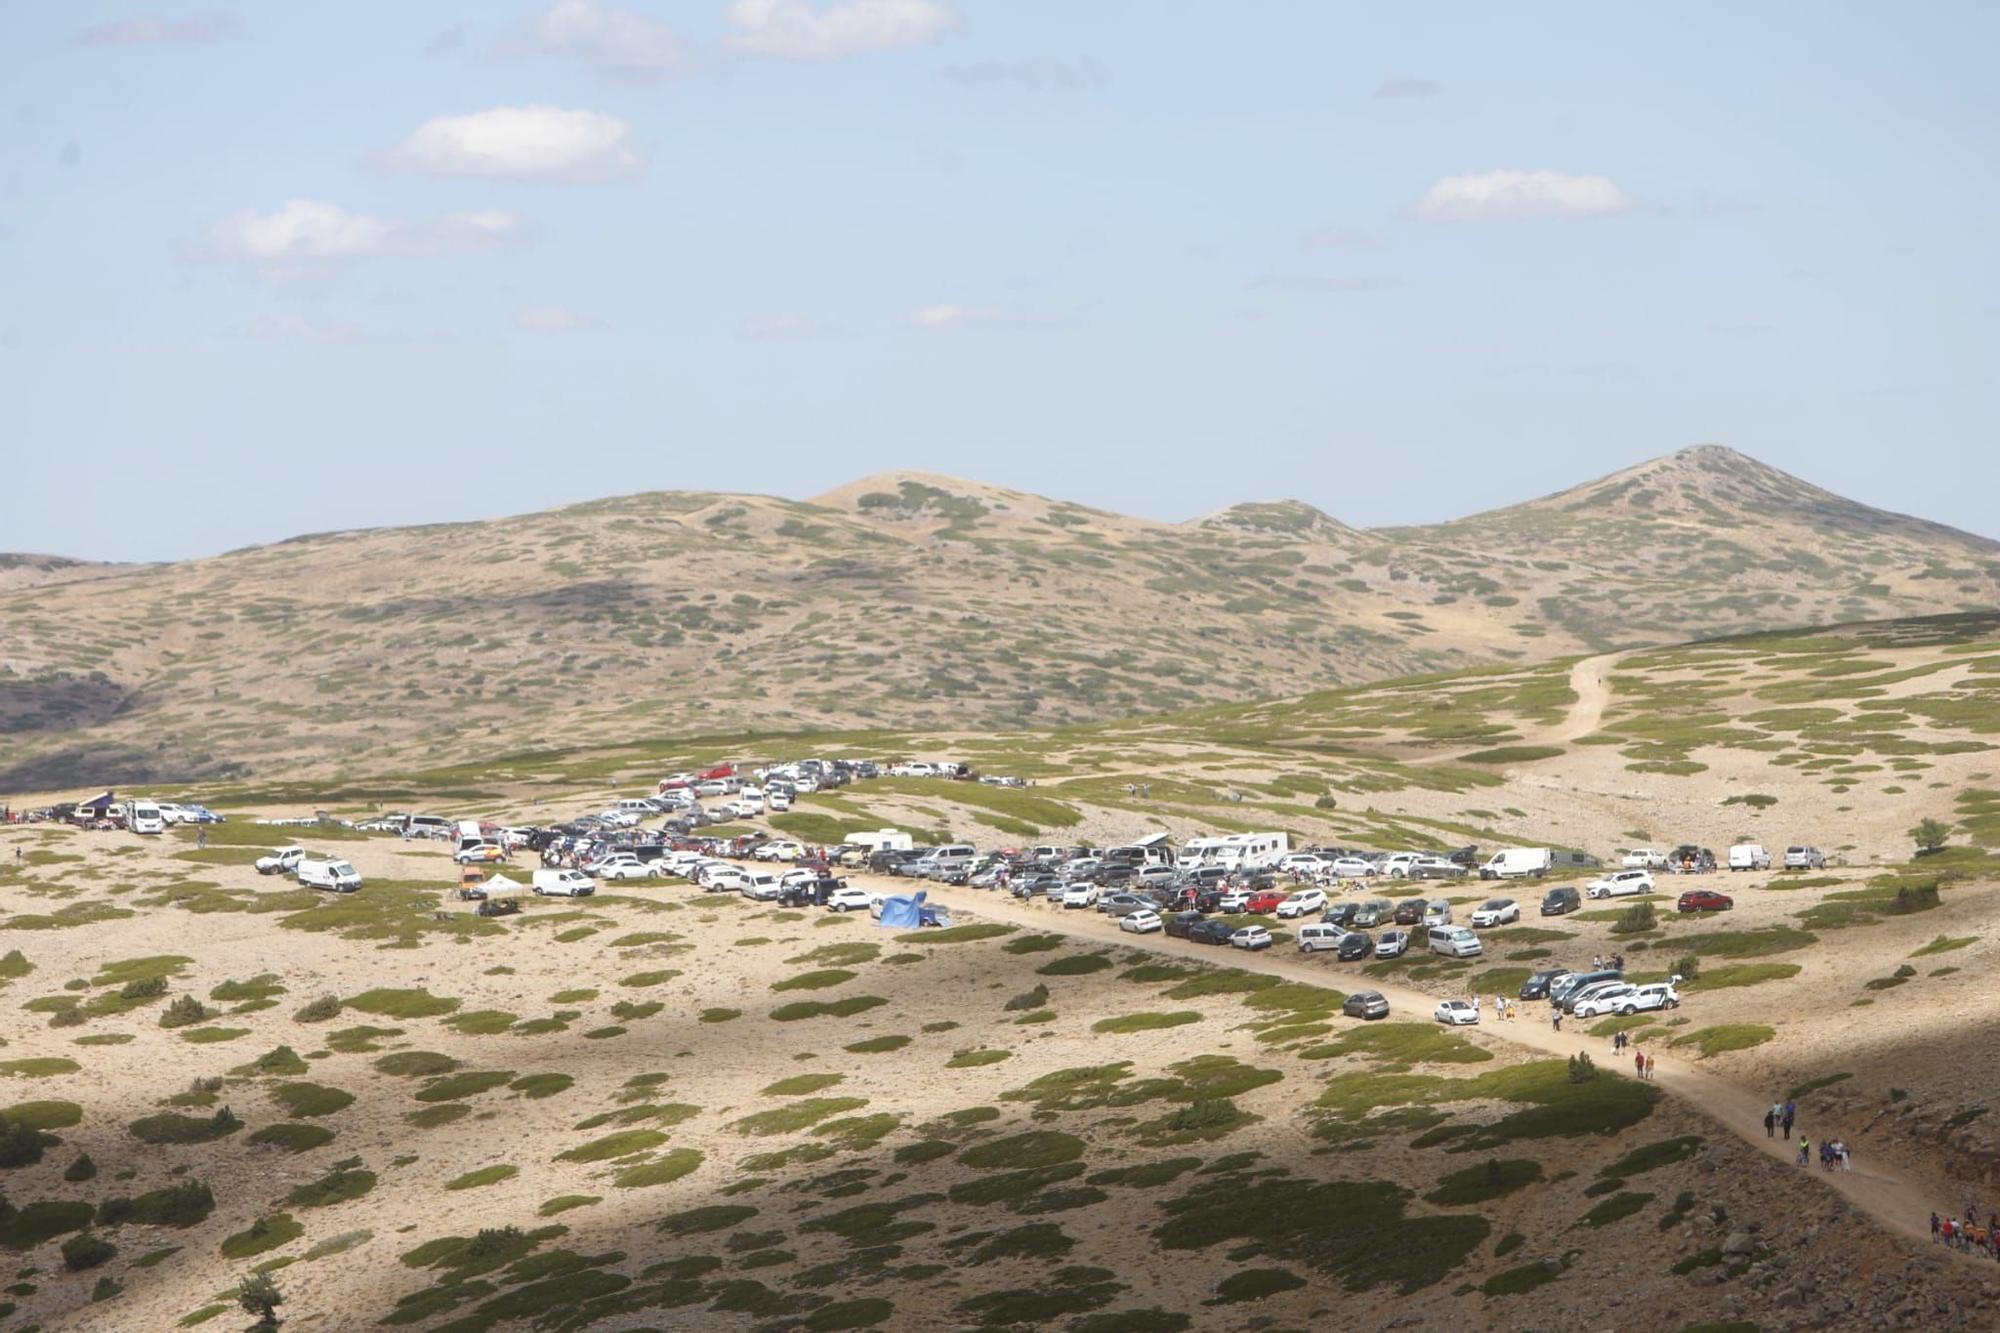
[128,801,166,835]
[1180,832,1288,871]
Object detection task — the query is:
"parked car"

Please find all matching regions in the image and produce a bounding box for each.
[1470,898,1520,928]
[1540,885,1581,916]
[1164,911,1206,939]
[1187,918,1236,946]
[532,869,597,898]
[475,896,520,918]
[1320,901,1360,929]
[1351,899,1395,928]
[1120,909,1163,934]
[1622,847,1669,869]
[1408,856,1463,880]
[1374,929,1410,959]
[255,846,305,876]
[1343,990,1390,1021]
[1062,884,1100,909]
[1434,998,1480,1026]
[1230,925,1274,951]
[1098,892,1152,918]
[1328,856,1375,878]
[1586,870,1654,899]
[1296,924,1347,954]
[1216,888,1251,913]
[1421,901,1453,928]
[1549,969,1623,1007]
[1244,890,1287,915]
[1561,979,1632,1015]
[1569,983,1638,1019]
[1275,888,1327,918]
[1676,889,1734,913]
[589,855,654,881]
[1518,968,1570,1001]
[1335,931,1373,961]
[1783,846,1826,870]
[1428,926,1483,959]
[1393,899,1426,926]
[1728,842,1772,872]
[826,887,875,912]
[296,857,361,892]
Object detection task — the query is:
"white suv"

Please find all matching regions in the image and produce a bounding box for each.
[1586,870,1654,899]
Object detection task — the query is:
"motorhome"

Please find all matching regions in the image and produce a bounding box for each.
[1178,832,1289,872]
[128,800,165,835]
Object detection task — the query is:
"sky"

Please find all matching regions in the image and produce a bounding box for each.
[2,1,1995,561]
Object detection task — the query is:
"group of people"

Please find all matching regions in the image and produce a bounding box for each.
[1932,1204,1998,1258]
[1765,1098,1853,1171]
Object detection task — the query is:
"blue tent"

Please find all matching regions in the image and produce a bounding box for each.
[875,890,951,929]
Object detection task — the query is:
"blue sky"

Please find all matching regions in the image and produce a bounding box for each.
[2,2,1994,560]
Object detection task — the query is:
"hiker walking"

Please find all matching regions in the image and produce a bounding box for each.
[1933,1212,1942,1242]
[196,826,207,850]
[1781,1100,1796,1139]
[1551,1009,1562,1033]
[1797,1136,1811,1167]
[1763,1106,1777,1138]
[1646,1053,1656,1080]
[1634,1049,1646,1080]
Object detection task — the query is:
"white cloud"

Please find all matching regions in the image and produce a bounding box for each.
[738,315,841,341]
[75,11,239,46]
[1416,170,1634,222]
[943,56,1109,92]
[511,0,688,79]
[1372,76,1441,99]
[910,304,1071,331]
[206,200,523,262]
[1251,273,1404,294]
[516,305,599,333]
[726,0,958,61]
[378,106,642,182]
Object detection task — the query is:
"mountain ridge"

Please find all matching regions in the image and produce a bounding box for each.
[4,446,1997,788]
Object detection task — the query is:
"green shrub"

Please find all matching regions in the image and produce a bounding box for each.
[130,1107,242,1145]
[159,995,210,1028]
[293,995,342,1023]
[61,1232,117,1271]
[1611,903,1656,935]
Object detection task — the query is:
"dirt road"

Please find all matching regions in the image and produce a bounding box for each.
[929,883,1965,1257]
[1556,652,1619,743]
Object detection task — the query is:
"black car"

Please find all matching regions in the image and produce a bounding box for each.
[1094,864,1138,888]
[1540,885,1581,916]
[1164,911,1206,940]
[1321,902,1359,928]
[1335,931,1373,961]
[1518,968,1571,1001]
[1187,918,1236,946]
[1393,899,1425,926]
[1342,990,1390,1020]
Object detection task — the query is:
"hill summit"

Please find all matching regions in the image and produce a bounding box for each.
[3,447,1996,787]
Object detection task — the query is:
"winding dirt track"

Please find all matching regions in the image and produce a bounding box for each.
[1556,652,1619,743]
[927,883,1964,1257]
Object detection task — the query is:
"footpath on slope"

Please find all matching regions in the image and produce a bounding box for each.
[1556,651,1620,743]
[928,884,1965,1258]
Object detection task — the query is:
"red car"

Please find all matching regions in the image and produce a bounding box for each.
[1676,890,1734,913]
[1244,890,1287,914]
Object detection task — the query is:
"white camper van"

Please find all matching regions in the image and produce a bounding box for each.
[128,801,165,835]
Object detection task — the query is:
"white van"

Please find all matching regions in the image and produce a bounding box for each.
[1481,847,1552,880]
[128,801,165,835]
[613,799,655,818]
[920,844,977,878]
[1728,843,1771,871]
[740,872,783,901]
[1296,924,1346,954]
[297,857,362,892]
[532,869,597,898]
[1428,925,1484,959]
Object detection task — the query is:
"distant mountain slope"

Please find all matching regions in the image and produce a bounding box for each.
[3,447,1996,788]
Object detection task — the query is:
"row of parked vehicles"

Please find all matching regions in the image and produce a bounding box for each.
[251,845,362,893]
[1619,843,1827,873]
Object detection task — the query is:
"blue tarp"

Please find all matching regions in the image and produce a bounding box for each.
[875,890,952,929]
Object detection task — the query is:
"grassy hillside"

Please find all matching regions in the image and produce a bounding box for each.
[4,447,1996,788]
